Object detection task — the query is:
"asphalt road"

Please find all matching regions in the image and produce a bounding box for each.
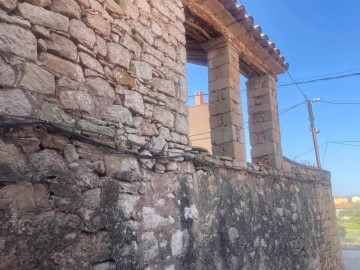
[342,247,360,270]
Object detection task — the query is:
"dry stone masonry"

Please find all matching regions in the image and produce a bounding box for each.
[0,0,343,269]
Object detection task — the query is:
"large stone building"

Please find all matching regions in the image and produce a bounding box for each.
[0,0,343,269]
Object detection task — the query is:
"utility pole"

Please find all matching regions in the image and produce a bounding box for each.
[306,99,321,168]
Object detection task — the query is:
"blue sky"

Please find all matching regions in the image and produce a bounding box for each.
[186,0,360,195]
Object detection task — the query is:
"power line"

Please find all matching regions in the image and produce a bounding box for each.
[294,140,360,162]
[328,141,360,147]
[293,142,328,159]
[322,141,329,167]
[279,101,306,115]
[319,101,360,105]
[189,101,306,138]
[279,67,360,85]
[279,72,360,88]
[0,115,186,159]
[192,137,211,142]
[286,71,308,99]
[0,115,331,185]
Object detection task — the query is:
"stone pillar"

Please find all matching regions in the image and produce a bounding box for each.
[205,40,246,161]
[246,74,282,169]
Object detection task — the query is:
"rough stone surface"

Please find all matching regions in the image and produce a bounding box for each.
[59,90,94,112]
[46,33,78,61]
[39,53,84,81]
[39,102,75,125]
[123,89,144,115]
[0,89,32,116]
[153,78,175,97]
[104,0,123,16]
[104,154,141,181]
[153,106,174,128]
[174,114,188,135]
[0,9,31,28]
[84,13,111,37]
[86,77,115,100]
[112,67,135,88]
[19,63,55,95]
[79,52,104,74]
[101,105,133,126]
[51,0,81,19]
[106,43,131,68]
[0,23,37,60]
[17,2,69,32]
[25,0,51,7]
[69,19,96,49]
[0,57,15,87]
[131,61,152,80]
[0,0,16,12]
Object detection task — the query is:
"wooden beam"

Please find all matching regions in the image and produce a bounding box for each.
[183,0,285,75]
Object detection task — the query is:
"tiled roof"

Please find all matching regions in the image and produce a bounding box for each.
[225,1,288,71]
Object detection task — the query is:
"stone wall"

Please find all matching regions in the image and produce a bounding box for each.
[0,133,343,269]
[0,0,189,158]
[0,0,343,269]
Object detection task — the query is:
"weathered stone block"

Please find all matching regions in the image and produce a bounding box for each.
[251,141,278,158]
[121,34,141,58]
[131,61,152,81]
[0,57,15,87]
[138,122,158,136]
[0,23,37,60]
[79,52,104,74]
[104,154,141,181]
[174,114,188,135]
[211,125,239,145]
[101,105,133,126]
[135,0,150,12]
[39,102,75,125]
[39,53,84,81]
[85,77,115,100]
[223,141,246,160]
[112,67,135,88]
[25,0,51,7]
[124,89,144,115]
[69,19,96,49]
[106,43,131,68]
[171,230,183,256]
[141,232,159,262]
[95,35,107,57]
[209,99,241,116]
[17,3,69,32]
[46,33,77,61]
[0,89,31,116]
[0,9,30,29]
[142,53,161,68]
[59,90,94,113]
[132,21,155,45]
[0,182,49,212]
[19,63,55,95]
[0,0,16,12]
[84,13,111,37]
[51,0,81,19]
[153,106,174,128]
[176,76,188,102]
[78,119,116,137]
[104,0,123,16]
[127,134,145,146]
[150,136,167,153]
[119,0,139,19]
[153,78,175,97]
